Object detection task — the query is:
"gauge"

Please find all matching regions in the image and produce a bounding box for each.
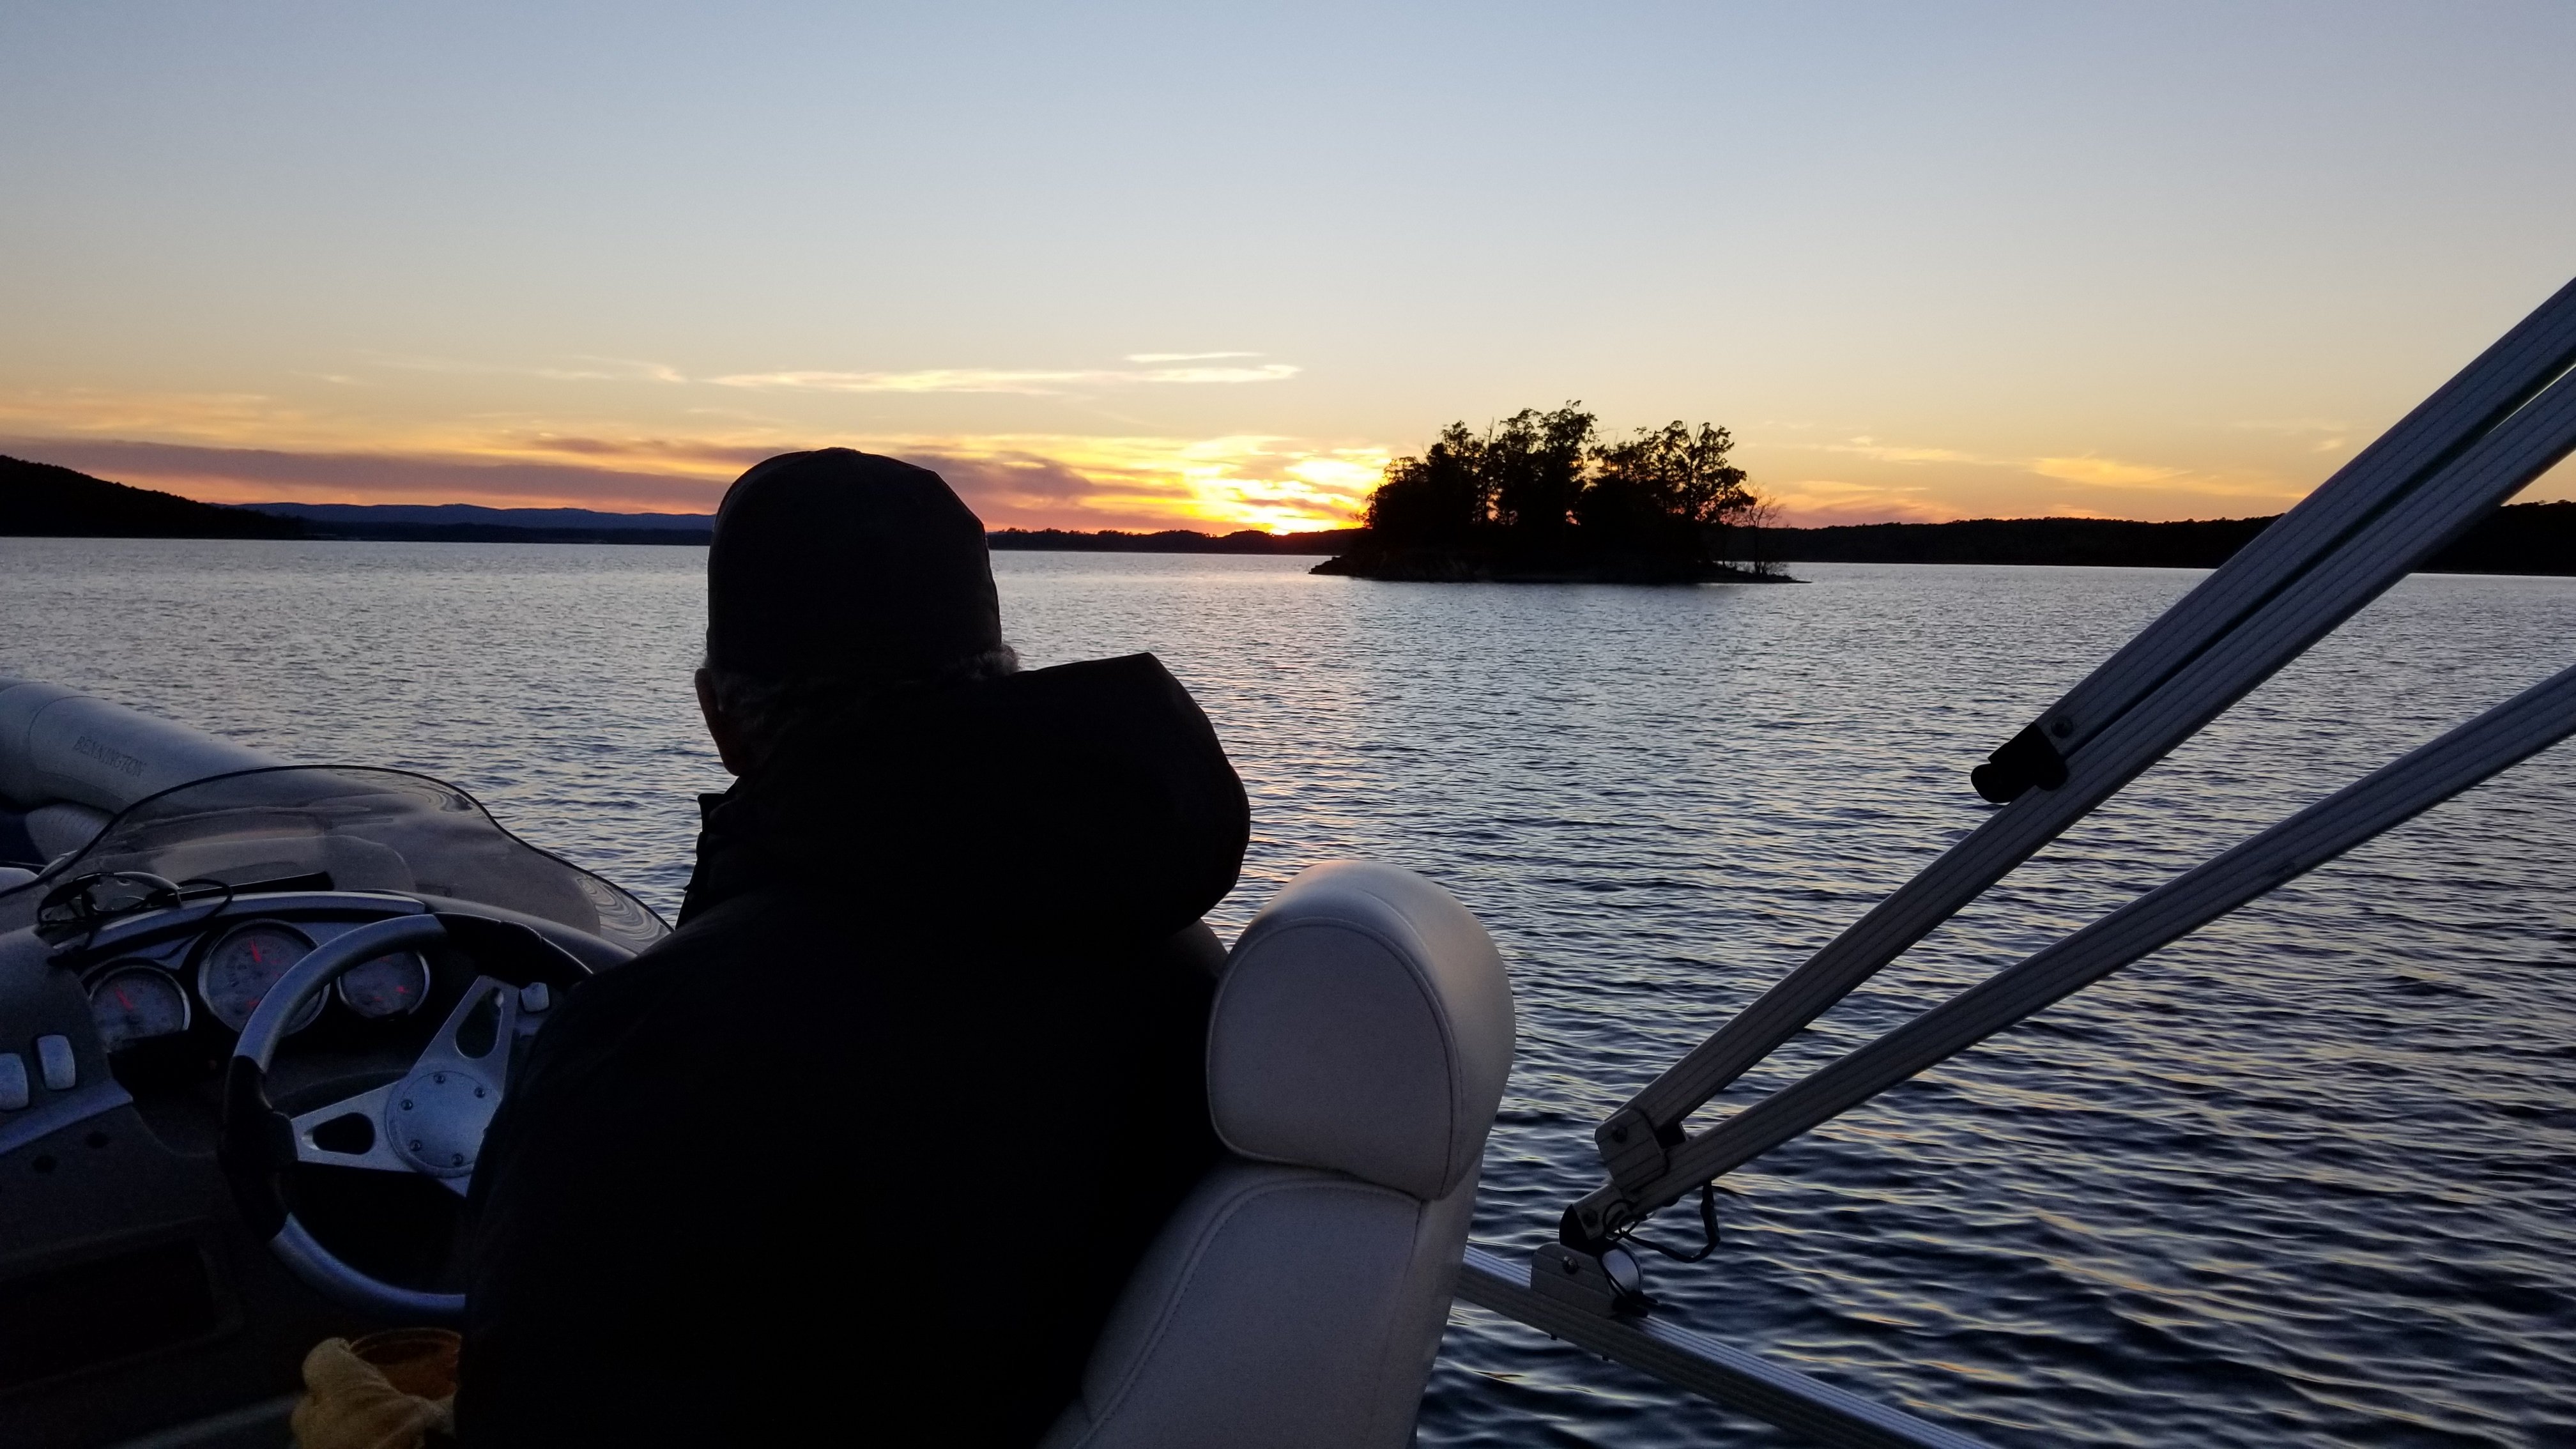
[337,950,431,1020]
[197,923,323,1034]
[88,965,192,1052]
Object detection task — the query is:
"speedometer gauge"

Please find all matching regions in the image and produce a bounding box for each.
[337,951,431,1019]
[88,965,191,1051]
[198,923,323,1034]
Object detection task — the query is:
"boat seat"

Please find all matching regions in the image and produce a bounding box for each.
[1041,861,1515,1449]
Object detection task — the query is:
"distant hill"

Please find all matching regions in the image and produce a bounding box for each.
[1762,502,2576,575]
[240,500,713,545]
[1,454,306,539]
[246,502,715,532]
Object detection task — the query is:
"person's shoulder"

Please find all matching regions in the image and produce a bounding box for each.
[518,890,807,1076]
[1004,652,1192,710]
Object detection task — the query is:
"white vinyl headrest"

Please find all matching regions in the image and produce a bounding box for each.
[1207,862,1515,1201]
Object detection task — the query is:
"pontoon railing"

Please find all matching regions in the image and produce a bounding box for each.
[1456,1246,1997,1449]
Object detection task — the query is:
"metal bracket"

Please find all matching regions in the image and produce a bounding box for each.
[1593,1105,1673,1192]
[1528,1243,1651,1318]
[1969,721,2069,804]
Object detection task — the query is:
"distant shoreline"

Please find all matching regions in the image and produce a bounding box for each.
[1307,505,2576,580]
[6,453,2573,574]
[1757,505,2576,577]
[1312,547,1790,584]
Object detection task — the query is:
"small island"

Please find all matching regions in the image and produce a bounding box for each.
[1314,405,1788,583]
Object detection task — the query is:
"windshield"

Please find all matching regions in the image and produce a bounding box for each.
[0,766,666,949]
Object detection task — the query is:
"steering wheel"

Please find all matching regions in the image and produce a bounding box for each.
[220,911,584,1322]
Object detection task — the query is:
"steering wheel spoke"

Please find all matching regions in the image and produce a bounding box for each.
[289,1082,408,1174]
[369,976,518,1190]
[417,976,521,1088]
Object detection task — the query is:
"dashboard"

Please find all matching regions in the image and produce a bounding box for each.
[88,913,431,1050]
[1,888,617,1163]
[0,886,620,1441]
[0,762,659,1441]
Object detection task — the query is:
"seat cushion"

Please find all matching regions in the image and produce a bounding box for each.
[1208,862,1512,1200]
[1039,1162,1477,1449]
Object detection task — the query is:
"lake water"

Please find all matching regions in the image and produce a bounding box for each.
[4,539,2573,1448]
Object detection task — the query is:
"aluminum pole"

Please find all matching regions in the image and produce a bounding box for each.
[1629,656,2576,1210]
[1581,356,2576,1233]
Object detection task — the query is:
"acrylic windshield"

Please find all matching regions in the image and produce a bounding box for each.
[0,765,666,949]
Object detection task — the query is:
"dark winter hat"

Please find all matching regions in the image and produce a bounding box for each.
[705,448,1002,680]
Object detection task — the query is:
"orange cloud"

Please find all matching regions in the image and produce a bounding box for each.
[705,362,1300,395]
[1760,477,1963,527]
[2028,455,2187,487]
[0,429,1381,533]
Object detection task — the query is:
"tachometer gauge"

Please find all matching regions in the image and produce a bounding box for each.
[198,923,323,1034]
[88,965,192,1051]
[337,950,431,1020]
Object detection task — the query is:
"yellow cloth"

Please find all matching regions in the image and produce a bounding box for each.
[291,1338,455,1449]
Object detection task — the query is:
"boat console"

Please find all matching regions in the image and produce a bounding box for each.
[0,700,667,1446]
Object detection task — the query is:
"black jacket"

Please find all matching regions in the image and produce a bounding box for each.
[457,654,1249,1447]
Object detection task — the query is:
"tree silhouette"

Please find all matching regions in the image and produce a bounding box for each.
[1486,405,1596,533]
[1360,408,1763,569]
[1579,420,1753,551]
[1364,422,1489,542]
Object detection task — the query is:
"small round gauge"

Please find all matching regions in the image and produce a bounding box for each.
[337,950,431,1020]
[197,923,323,1034]
[88,965,192,1052]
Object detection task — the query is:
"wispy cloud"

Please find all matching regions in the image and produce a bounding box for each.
[1759,477,1961,527]
[534,356,690,385]
[2232,417,2354,454]
[1790,435,2200,490]
[1820,439,1998,466]
[1754,431,2321,515]
[2232,417,2351,435]
[360,353,690,385]
[0,387,325,441]
[354,353,1296,395]
[705,362,1300,394]
[2029,455,2186,487]
[507,434,770,466]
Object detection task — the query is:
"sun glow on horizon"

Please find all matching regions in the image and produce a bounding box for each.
[0,399,1384,533]
[4,367,2570,534]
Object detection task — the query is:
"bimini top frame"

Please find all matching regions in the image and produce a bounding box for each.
[1450,275,2576,1449]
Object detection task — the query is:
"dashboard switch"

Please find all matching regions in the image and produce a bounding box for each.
[519,981,551,1013]
[0,1054,26,1110]
[36,1036,76,1091]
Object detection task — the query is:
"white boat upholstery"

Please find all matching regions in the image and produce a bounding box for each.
[1041,861,1515,1449]
[0,679,277,814]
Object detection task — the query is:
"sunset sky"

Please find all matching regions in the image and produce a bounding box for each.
[4,3,2571,532]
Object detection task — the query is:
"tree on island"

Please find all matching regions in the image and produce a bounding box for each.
[1328,404,1778,581]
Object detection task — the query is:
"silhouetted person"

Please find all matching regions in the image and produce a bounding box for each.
[458,449,1248,1446]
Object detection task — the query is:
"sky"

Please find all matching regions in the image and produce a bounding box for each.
[3,2,2571,532]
